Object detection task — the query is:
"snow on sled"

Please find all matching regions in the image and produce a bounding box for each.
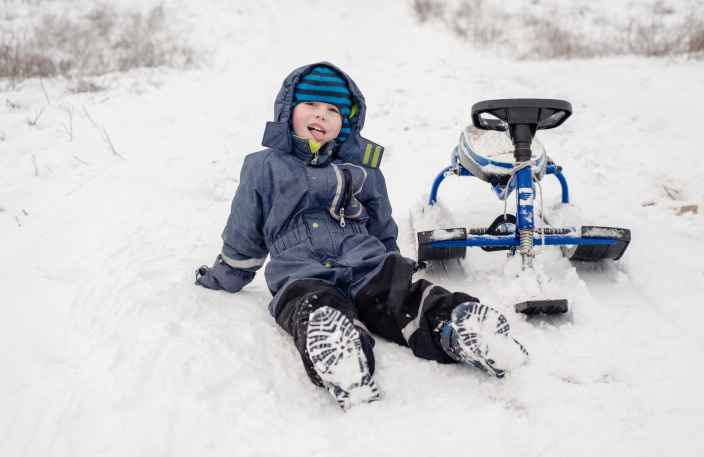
[414,99,631,316]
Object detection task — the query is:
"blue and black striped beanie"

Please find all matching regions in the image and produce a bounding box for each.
[293,65,354,143]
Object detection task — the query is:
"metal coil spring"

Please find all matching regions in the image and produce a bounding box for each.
[519,229,534,255]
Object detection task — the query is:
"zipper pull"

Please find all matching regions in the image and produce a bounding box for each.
[308,139,321,165]
[339,208,346,227]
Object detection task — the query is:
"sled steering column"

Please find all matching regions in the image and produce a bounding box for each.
[473,99,572,269]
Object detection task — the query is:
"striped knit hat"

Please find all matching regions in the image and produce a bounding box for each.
[293,65,354,143]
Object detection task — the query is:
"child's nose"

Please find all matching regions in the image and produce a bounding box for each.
[314,106,327,119]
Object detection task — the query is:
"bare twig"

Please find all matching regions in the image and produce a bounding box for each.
[102,130,121,158]
[0,131,6,142]
[676,204,699,215]
[81,105,100,130]
[15,216,22,228]
[60,106,74,141]
[22,209,29,216]
[39,77,51,104]
[662,184,681,200]
[73,155,90,166]
[27,105,47,126]
[32,154,39,177]
[82,105,125,159]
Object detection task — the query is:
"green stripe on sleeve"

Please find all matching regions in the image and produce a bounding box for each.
[371,145,382,168]
[363,143,372,165]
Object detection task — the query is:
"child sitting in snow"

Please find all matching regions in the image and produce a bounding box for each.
[196,62,528,409]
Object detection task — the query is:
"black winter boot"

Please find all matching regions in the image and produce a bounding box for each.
[306,306,380,410]
[439,302,529,378]
[275,280,379,410]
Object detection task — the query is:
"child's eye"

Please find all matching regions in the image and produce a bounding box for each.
[328,107,340,115]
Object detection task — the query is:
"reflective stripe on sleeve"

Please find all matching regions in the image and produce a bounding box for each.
[221,252,266,270]
[371,145,382,168]
[363,143,372,165]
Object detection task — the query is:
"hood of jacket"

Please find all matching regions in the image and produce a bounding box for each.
[261,62,385,169]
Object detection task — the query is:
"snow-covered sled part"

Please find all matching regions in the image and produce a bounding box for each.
[414,99,632,315]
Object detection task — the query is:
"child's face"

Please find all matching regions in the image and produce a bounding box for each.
[292,101,343,145]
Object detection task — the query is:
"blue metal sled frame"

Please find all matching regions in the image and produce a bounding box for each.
[425,162,624,252]
[428,163,569,206]
[431,232,618,249]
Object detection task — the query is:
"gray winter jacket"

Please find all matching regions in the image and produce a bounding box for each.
[203,62,399,316]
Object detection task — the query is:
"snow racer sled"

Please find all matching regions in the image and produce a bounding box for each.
[416,99,631,315]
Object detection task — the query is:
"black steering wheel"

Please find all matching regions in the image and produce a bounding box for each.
[471,99,572,132]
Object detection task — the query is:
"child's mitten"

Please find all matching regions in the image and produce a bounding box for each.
[195,255,255,293]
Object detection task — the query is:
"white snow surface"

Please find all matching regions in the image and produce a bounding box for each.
[2,1,704,456]
[429,228,466,241]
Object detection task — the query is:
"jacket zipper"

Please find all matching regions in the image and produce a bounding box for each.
[338,168,353,227]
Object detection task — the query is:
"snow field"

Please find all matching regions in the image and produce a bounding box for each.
[2,1,704,456]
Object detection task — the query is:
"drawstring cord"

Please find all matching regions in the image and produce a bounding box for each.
[498,161,546,252]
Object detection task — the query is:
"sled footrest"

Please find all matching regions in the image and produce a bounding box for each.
[417,228,467,261]
[515,299,568,316]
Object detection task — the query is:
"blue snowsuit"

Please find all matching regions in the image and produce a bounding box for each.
[208,62,399,315]
[197,63,478,385]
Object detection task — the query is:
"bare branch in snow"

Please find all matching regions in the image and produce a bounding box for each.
[81,105,99,131]
[676,204,699,215]
[82,105,125,159]
[39,77,51,104]
[662,184,681,200]
[102,130,121,158]
[5,99,21,110]
[61,106,74,141]
[32,154,39,177]
[27,105,47,126]
[73,155,90,166]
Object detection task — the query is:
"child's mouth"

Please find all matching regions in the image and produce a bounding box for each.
[308,124,326,141]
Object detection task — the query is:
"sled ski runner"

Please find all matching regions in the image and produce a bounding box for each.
[306,306,381,410]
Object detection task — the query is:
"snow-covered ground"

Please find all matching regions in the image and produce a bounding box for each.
[2,1,703,456]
